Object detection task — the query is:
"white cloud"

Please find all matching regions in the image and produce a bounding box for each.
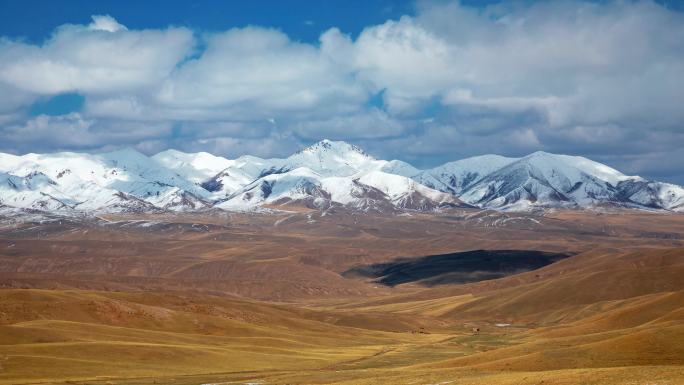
[88,15,128,32]
[343,0,684,130]
[0,113,171,153]
[293,108,405,139]
[0,16,193,94]
[0,3,684,183]
[156,27,366,119]
[324,17,454,114]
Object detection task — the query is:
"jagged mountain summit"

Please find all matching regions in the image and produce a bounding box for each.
[1,140,682,214]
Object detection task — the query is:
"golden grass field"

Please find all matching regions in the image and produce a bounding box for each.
[0,209,683,384]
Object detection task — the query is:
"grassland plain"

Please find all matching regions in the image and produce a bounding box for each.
[0,209,683,384]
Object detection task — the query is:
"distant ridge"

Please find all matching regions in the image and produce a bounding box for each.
[1,140,682,213]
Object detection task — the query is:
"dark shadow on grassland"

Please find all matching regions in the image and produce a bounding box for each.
[343,250,573,287]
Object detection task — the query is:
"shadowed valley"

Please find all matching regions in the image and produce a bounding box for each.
[344,249,572,286]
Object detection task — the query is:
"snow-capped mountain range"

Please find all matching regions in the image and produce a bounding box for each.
[1,140,682,214]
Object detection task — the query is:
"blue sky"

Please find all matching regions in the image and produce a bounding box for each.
[1,0,413,44]
[3,0,680,44]
[0,0,683,184]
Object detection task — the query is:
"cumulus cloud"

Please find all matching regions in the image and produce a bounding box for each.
[0,3,683,183]
[349,0,684,130]
[344,17,455,114]
[155,27,366,120]
[0,113,171,153]
[0,15,193,94]
[136,131,302,159]
[292,109,405,140]
[88,15,128,32]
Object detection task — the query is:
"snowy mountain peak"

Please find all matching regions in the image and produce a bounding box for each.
[152,149,234,183]
[295,139,373,159]
[285,140,379,177]
[526,150,554,157]
[0,143,682,213]
[515,152,633,186]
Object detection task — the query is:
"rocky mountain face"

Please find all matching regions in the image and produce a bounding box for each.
[1,140,682,214]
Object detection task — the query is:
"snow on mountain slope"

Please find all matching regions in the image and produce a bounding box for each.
[412,155,517,194]
[355,171,464,210]
[217,165,467,212]
[0,149,209,212]
[379,150,669,211]
[0,140,682,213]
[152,149,234,183]
[456,152,637,210]
[462,152,613,207]
[0,171,73,211]
[286,139,384,176]
[616,180,684,212]
[550,154,634,185]
[0,153,34,172]
[661,184,684,212]
[320,170,466,211]
[208,140,381,183]
[197,155,282,200]
[216,167,327,210]
[196,140,389,200]
[379,160,422,177]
